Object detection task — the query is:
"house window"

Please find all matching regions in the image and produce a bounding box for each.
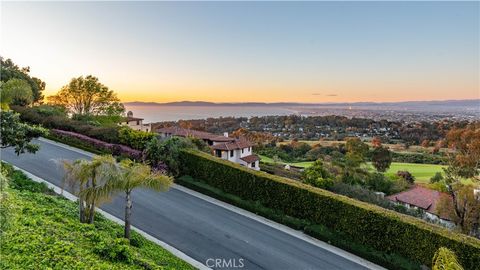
[230,150,234,157]
[215,150,222,157]
[251,162,255,167]
[136,120,140,125]
[241,148,244,154]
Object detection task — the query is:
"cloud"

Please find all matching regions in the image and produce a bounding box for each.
[311,93,338,97]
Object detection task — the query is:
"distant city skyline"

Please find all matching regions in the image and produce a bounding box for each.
[2,1,479,103]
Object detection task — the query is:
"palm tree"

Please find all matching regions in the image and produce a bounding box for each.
[432,247,464,270]
[62,155,117,223]
[114,159,173,240]
[81,158,173,240]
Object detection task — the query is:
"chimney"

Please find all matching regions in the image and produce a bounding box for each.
[224,132,229,137]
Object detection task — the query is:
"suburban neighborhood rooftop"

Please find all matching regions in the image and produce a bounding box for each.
[240,154,260,163]
[386,185,453,220]
[123,116,144,122]
[211,139,253,151]
[156,127,235,142]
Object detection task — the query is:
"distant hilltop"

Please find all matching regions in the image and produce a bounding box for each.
[124,99,480,108]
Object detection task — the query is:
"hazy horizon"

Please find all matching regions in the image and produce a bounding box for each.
[2,1,479,103]
[124,98,479,104]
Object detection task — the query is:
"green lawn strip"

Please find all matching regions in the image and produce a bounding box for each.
[260,153,449,182]
[176,175,422,270]
[369,162,446,183]
[258,154,313,168]
[0,164,193,270]
[258,154,275,163]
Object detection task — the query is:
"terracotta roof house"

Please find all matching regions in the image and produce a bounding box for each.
[156,127,260,170]
[119,111,151,132]
[156,127,235,144]
[387,185,455,227]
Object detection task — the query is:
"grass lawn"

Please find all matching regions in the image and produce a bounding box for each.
[278,140,451,154]
[260,155,452,184]
[259,154,314,168]
[0,164,193,270]
[369,162,446,183]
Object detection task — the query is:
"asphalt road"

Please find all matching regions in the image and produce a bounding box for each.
[1,139,374,270]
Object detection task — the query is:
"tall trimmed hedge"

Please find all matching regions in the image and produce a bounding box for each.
[118,126,156,150]
[179,150,480,269]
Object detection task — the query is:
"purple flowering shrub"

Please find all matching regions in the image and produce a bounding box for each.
[52,129,142,160]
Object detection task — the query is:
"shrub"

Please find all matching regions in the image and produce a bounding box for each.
[371,146,392,172]
[365,172,394,194]
[94,238,134,263]
[0,167,10,234]
[259,162,302,180]
[118,126,155,150]
[13,105,121,144]
[155,137,196,176]
[430,172,444,184]
[51,129,142,160]
[1,162,54,195]
[9,170,53,194]
[432,247,464,270]
[178,176,421,270]
[330,182,422,218]
[2,166,193,270]
[389,175,411,194]
[392,152,447,165]
[301,160,334,189]
[428,182,449,193]
[179,150,480,269]
[397,170,415,184]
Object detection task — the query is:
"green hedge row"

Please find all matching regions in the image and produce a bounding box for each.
[177,176,420,270]
[179,150,480,269]
[118,126,156,150]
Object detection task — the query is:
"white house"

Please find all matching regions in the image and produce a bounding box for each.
[119,111,151,132]
[211,139,259,170]
[156,127,260,170]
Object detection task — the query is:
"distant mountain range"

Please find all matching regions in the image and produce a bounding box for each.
[124,99,479,108]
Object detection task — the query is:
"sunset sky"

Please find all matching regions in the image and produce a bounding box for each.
[1,1,479,103]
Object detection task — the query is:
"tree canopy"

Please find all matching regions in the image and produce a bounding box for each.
[0,78,33,108]
[371,146,393,172]
[302,160,334,189]
[0,111,47,155]
[443,125,480,237]
[0,57,45,103]
[345,137,369,167]
[48,75,124,116]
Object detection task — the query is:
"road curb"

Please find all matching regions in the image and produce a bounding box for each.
[38,137,96,158]
[173,184,386,270]
[7,163,210,270]
[30,137,385,270]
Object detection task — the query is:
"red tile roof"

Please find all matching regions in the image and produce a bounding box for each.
[211,139,253,151]
[240,154,259,163]
[386,185,453,220]
[122,116,144,122]
[156,127,235,142]
[210,136,236,142]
